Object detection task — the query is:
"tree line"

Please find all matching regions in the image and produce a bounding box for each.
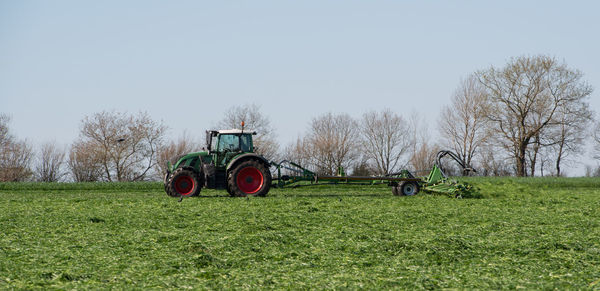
[1,55,598,182]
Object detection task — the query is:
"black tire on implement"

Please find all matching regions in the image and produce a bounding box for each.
[394,181,420,196]
[392,184,400,196]
[165,168,203,197]
[227,159,271,197]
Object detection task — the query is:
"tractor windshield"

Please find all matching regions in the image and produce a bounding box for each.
[217,134,252,152]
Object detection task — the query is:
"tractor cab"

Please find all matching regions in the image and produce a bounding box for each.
[206,129,256,167]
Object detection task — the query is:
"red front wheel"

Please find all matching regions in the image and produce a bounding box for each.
[165,168,202,197]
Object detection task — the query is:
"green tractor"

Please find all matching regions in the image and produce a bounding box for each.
[164,128,272,198]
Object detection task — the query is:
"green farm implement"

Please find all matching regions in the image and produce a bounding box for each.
[164,125,476,198]
[271,150,476,198]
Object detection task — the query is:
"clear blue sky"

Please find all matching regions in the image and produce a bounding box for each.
[1,1,599,174]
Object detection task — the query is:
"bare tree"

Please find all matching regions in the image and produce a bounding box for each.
[76,111,167,181]
[593,122,600,161]
[409,141,440,176]
[303,112,360,175]
[351,156,374,176]
[155,131,199,177]
[282,136,311,167]
[585,164,600,177]
[0,114,33,182]
[407,114,439,175]
[439,75,489,175]
[67,141,103,182]
[477,55,593,176]
[0,114,10,148]
[360,109,412,175]
[536,143,554,176]
[584,165,593,177]
[0,140,33,182]
[34,141,66,182]
[216,104,280,161]
[548,101,592,176]
[523,86,592,177]
[525,133,542,176]
[477,143,513,176]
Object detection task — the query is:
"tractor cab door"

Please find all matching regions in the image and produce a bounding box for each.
[213,134,248,168]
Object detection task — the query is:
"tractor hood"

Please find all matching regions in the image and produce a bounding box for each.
[168,151,210,172]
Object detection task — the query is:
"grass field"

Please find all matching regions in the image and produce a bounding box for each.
[1,178,599,289]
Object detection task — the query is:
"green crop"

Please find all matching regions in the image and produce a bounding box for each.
[1,178,599,289]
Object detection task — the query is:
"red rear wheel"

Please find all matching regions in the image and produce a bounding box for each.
[227,160,271,197]
[236,166,264,194]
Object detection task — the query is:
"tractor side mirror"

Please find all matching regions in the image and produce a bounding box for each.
[206,133,211,152]
[206,131,216,153]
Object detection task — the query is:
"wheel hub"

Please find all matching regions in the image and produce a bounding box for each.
[403,184,416,195]
[174,175,194,196]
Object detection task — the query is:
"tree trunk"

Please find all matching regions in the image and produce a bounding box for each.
[529,149,537,177]
[529,135,540,177]
[516,143,528,177]
[461,155,472,176]
[555,142,564,177]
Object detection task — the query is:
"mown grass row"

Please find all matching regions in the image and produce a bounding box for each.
[0,181,161,192]
[1,178,599,289]
[3,176,600,192]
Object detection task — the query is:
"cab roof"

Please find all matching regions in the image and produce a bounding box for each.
[209,129,257,135]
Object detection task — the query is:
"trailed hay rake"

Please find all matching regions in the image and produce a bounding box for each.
[271,150,478,198]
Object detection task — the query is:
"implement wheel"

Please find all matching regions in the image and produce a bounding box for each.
[227,160,271,197]
[394,181,420,196]
[165,168,202,197]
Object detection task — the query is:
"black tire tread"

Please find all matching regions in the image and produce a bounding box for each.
[164,172,176,197]
[392,185,401,196]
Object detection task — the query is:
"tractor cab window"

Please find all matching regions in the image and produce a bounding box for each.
[217,134,252,152]
[239,134,252,152]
